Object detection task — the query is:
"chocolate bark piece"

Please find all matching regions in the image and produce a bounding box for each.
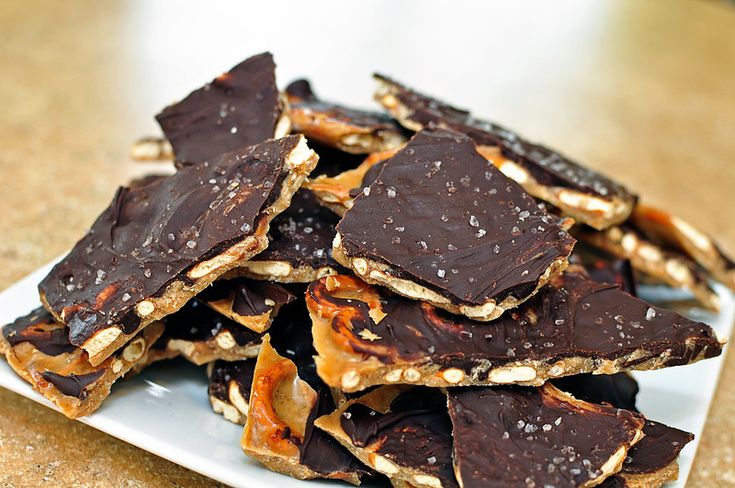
[550,374,692,488]
[39,135,318,366]
[285,79,406,154]
[598,420,693,488]
[129,136,174,162]
[334,128,576,322]
[305,271,723,392]
[304,148,400,216]
[553,373,639,413]
[1,307,164,418]
[571,246,637,296]
[577,224,720,310]
[447,384,644,488]
[155,52,289,166]
[374,74,637,230]
[151,298,263,365]
[241,335,368,484]
[207,359,256,425]
[232,189,347,282]
[315,386,458,488]
[197,278,294,332]
[631,204,735,290]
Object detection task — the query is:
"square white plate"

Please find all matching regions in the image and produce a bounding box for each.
[0,260,732,487]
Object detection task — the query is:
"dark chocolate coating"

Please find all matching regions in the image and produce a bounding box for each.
[39,136,300,347]
[447,386,641,487]
[268,299,369,477]
[156,53,281,165]
[160,299,261,346]
[255,189,346,272]
[309,142,367,178]
[623,420,693,474]
[340,388,458,487]
[375,74,634,201]
[337,128,576,306]
[553,373,639,412]
[308,270,721,375]
[199,278,294,316]
[3,308,76,356]
[571,246,637,296]
[347,159,387,199]
[208,359,256,403]
[41,370,105,399]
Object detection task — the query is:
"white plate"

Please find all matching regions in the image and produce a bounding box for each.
[0,260,732,488]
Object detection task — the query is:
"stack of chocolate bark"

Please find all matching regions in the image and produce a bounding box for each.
[3,52,732,487]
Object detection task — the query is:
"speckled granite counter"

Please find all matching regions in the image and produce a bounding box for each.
[0,0,733,486]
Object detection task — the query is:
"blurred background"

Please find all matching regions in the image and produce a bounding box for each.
[0,0,734,486]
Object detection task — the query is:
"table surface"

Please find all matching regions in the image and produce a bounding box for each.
[1,0,734,486]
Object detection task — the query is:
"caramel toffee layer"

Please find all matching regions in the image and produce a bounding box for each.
[156,52,283,165]
[2,307,163,417]
[336,128,575,308]
[308,142,367,178]
[243,329,368,483]
[285,79,405,154]
[631,204,735,289]
[338,387,458,488]
[374,74,636,221]
[198,277,294,330]
[447,384,644,488]
[252,300,369,480]
[39,135,304,351]
[306,272,722,390]
[249,189,346,275]
[577,224,720,310]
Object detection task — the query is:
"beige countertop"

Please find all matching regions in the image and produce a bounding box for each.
[0,0,733,486]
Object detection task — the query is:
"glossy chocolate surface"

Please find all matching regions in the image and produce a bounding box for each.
[572,247,637,296]
[3,307,76,356]
[337,128,575,306]
[208,359,255,403]
[624,420,693,474]
[375,74,634,201]
[340,387,458,487]
[156,52,281,165]
[41,370,105,399]
[199,278,294,316]
[309,270,720,375]
[256,189,345,271]
[39,136,300,347]
[447,385,642,487]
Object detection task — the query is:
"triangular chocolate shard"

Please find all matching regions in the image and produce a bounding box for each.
[156,52,288,165]
[39,135,317,366]
[285,79,406,154]
[334,128,576,322]
[374,74,636,230]
[315,385,458,488]
[447,384,644,487]
[306,270,723,392]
